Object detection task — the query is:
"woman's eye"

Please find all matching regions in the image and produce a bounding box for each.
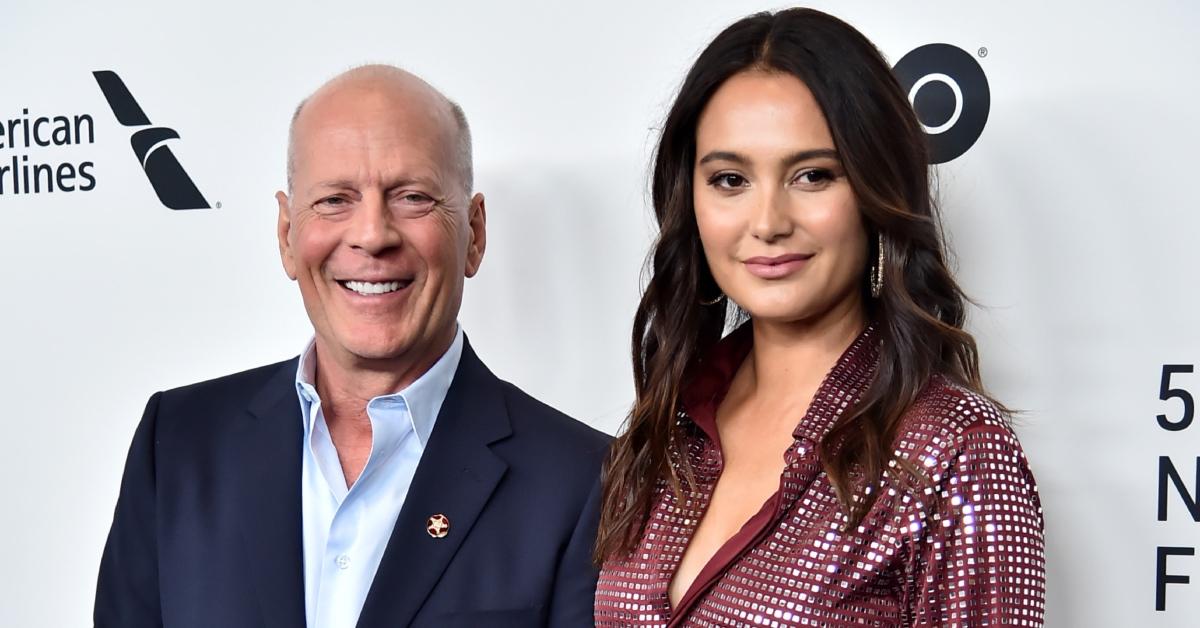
[709,173,748,190]
[795,169,835,186]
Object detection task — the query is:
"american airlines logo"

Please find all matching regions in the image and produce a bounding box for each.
[93,70,210,210]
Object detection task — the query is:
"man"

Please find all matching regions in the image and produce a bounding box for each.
[95,65,609,628]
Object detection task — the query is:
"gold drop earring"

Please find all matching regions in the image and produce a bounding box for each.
[870,233,885,298]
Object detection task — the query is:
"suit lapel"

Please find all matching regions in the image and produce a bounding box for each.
[356,340,512,628]
[233,359,307,628]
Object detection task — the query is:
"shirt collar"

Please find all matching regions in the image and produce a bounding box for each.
[294,325,465,447]
[681,322,880,447]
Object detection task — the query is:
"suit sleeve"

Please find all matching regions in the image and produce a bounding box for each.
[903,423,1046,627]
[94,393,164,628]
[546,473,603,627]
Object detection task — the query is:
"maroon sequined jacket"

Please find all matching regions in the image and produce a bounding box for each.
[595,326,1045,627]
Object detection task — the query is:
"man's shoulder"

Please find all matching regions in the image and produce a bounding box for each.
[156,358,297,413]
[495,378,611,451]
[476,376,611,487]
[480,379,611,517]
[132,359,298,462]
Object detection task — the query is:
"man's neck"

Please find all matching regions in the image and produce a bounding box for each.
[311,328,456,420]
[309,329,457,488]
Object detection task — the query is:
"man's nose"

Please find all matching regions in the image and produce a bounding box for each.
[749,188,794,243]
[346,193,403,255]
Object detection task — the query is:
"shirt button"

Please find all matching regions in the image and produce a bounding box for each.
[335,554,351,570]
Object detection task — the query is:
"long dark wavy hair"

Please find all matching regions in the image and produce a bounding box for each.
[596,8,995,563]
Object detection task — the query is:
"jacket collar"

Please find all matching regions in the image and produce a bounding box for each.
[235,356,307,628]
[354,335,511,628]
[232,334,513,628]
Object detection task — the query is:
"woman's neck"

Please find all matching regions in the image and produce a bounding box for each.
[741,300,867,409]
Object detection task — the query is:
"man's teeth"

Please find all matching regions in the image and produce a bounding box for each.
[344,280,403,295]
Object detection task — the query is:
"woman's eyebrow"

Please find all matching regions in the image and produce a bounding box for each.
[780,148,839,167]
[697,150,749,166]
[697,148,839,167]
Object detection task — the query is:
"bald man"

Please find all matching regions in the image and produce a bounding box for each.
[95,65,609,628]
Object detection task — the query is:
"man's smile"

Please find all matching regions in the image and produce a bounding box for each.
[337,279,413,296]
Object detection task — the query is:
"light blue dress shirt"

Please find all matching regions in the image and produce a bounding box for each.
[294,327,464,628]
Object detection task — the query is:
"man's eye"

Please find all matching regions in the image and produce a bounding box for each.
[390,192,438,217]
[315,196,349,211]
[399,193,433,204]
[708,173,748,190]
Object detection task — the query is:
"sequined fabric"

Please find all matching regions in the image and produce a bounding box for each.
[595,326,1045,627]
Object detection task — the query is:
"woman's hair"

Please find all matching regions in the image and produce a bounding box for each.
[596,8,992,563]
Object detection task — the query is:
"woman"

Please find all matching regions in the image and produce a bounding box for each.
[594,8,1044,627]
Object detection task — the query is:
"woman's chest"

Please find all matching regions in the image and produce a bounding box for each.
[597,462,914,627]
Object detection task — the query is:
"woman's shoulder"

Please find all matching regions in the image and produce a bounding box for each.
[891,375,1026,470]
[886,375,1042,532]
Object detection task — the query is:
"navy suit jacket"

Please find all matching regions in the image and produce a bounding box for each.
[95,339,611,627]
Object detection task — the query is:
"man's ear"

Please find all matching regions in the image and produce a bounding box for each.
[276,191,298,280]
[464,192,487,278]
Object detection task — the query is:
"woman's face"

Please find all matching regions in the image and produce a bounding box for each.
[693,70,868,327]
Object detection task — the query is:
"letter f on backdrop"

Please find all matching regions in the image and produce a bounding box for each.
[93,70,210,210]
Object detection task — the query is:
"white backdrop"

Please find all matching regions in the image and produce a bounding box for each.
[2,1,1198,625]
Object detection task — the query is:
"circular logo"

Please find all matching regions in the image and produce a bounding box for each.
[892,44,990,164]
[426,513,450,538]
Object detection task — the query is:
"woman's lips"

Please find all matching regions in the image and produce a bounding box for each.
[743,253,813,279]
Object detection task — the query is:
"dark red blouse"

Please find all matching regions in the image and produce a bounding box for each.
[595,326,1045,626]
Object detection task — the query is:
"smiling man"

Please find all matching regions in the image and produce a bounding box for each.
[95,65,609,628]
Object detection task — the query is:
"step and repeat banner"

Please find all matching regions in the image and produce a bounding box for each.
[2,1,1196,625]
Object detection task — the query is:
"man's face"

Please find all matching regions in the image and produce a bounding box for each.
[277,84,485,371]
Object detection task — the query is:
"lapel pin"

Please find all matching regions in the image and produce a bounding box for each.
[426,513,450,539]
